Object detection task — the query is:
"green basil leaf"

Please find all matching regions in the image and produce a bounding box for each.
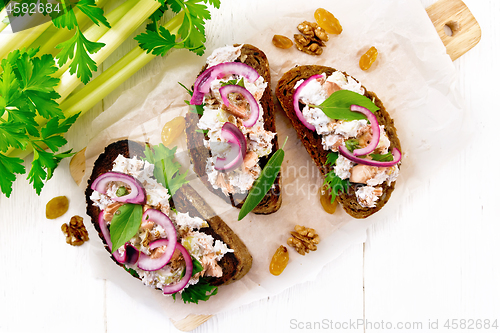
[370,152,394,162]
[314,90,379,121]
[238,140,286,221]
[110,204,143,253]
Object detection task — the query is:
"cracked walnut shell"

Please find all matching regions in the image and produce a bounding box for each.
[61,216,89,246]
[287,225,320,255]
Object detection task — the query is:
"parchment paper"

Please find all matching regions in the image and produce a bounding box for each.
[80,0,468,320]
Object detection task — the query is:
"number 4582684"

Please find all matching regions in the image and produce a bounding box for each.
[444,319,498,330]
[5,2,61,15]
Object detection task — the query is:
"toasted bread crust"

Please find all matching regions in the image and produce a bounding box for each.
[185,44,282,215]
[85,140,252,288]
[276,65,401,218]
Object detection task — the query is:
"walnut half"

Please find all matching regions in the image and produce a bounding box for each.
[287,225,320,255]
[294,34,323,56]
[61,216,89,246]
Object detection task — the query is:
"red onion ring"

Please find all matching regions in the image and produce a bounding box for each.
[91,171,146,205]
[293,74,323,131]
[219,85,260,127]
[136,209,177,271]
[339,146,402,167]
[190,62,260,105]
[137,238,172,271]
[214,122,247,172]
[98,211,139,264]
[162,242,194,295]
[350,105,380,156]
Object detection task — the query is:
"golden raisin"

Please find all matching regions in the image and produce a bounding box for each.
[46,196,69,219]
[319,184,337,214]
[272,35,293,49]
[359,46,378,71]
[161,116,186,146]
[269,245,289,276]
[314,8,342,35]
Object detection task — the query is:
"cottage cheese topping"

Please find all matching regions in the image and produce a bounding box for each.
[197,45,276,195]
[90,154,234,293]
[296,71,400,208]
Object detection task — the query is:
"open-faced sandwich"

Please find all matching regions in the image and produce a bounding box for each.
[184,44,282,215]
[85,140,252,303]
[276,65,402,218]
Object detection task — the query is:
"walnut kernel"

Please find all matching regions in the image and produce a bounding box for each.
[61,216,89,246]
[287,225,320,255]
[294,34,323,56]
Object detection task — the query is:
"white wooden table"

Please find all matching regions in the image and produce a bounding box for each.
[1,0,499,332]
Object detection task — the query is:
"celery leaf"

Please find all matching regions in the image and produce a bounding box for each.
[55,27,105,84]
[76,0,110,28]
[134,26,177,56]
[0,153,26,198]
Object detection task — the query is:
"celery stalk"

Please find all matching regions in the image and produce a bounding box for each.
[56,0,161,102]
[7,13,184,159]
[0,21,51,61]
[0,8,8,33]
[61,12,184,118]
[54,0,140,77]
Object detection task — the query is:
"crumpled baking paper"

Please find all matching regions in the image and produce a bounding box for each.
[80,0,468,321]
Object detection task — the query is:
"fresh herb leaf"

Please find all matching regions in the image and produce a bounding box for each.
[55,27,105,84]
[238,138,287,220]
[370,152,394,162]
[109,204,143,253]
[220,78,244,88]
[192,256,203,275]
[136,0,218,56]
[324,170,350,204]
[76,0,110,28]
[51,6,78,29]
[345,139,359,153]
[134,25,177,56]
[124,267,140,278]
[179,82,204,114]
[0,153,26,198]
[116,186,128,197]
[175,277,218,304]
[326,151,339,166]
[324,152,350,203]
[195,129,208,134]
[312,90,379,121]
[143,144,189,196]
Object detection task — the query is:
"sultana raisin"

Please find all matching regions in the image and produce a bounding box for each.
[46,196,69,219]
[269,245,289,276]
[314,8,342,35]
[319,184,337,214]
[272,35,293,49]
[359,46,378,71]
[161,116,186,146]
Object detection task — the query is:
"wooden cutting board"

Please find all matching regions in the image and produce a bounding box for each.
[69,0,480,330]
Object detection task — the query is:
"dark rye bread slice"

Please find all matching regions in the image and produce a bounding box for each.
[185,44,282,214]
[85,140,252,287]
[276,65,401,218]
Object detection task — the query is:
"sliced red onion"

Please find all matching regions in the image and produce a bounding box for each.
[98,211,139,264]
[136,209,177,271]
[219,85,260,127]
[292,74,323,131]
[214,122,247,172]
[350,105,380,156]
[91,171,146,205]
[191,66,216,105]
[339,146,402,167]
[190,62,260,105]
[137,239,172,271]
[162,242,193,295]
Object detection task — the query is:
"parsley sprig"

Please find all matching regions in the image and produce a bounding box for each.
[0,48,79,197]
[135,0,221,56]
[324,152,350,203]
